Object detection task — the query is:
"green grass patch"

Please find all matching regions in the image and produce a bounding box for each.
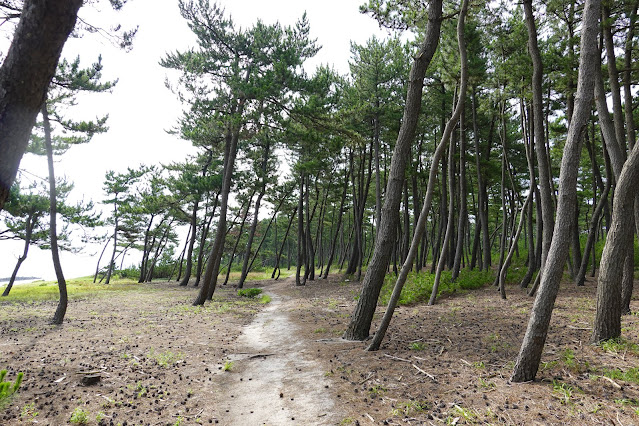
[0,276,145,303]
[147,349,184,368]
[603,367,639,384]
[600,337,639,356]
[379,269,494,306]
[237,288,262,298]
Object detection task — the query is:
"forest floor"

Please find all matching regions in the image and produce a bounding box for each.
[0,273,638,425]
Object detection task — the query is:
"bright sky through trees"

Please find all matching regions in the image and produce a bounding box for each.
[0,0,387,281]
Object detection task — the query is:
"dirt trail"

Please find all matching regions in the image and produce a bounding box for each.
[220,277,338,425]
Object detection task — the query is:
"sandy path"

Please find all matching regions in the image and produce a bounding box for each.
[220,278,338,425]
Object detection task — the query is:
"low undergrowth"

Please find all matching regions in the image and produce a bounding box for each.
[379,269,494,306]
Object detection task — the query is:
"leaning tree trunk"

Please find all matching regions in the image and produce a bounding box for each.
[0,0,82,210]
[592,141,639,341]
[576,137,611,287]
[429,128,459,305]
[2,213,36,297]
[511,0,599,382]
[344,0,443,341]
[367,0,468,350]
[42,103,69,325]
[194,196,218,287]
[193,117,243,305]
[523,0,555,279]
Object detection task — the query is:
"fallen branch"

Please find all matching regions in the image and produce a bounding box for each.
[412,364,437,382]
[601,376,622,389]
[383,353,411,363]
[359,372,374,385]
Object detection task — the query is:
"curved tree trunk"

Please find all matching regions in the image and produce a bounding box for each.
[367,0,468,350]
[592,142,639,341]
[344,0,443,341]
[0,0,82,210]
[43,103,68,325]
[511,0,599,382]
[524,0,554,278]
[2,214,35,297]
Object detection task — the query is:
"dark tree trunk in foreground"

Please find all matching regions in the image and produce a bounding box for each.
[511,0,599,382]
[194,121,242,305]
[592,142,639,341]
[0,0,82,210]
[42,103,68,325]
[343,0,443,341]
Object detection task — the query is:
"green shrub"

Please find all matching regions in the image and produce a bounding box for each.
[0,369,23,408]
[69,407,89,424]
[237,288,263,298]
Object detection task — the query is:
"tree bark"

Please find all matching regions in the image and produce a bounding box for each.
[194,117,243,305]
[523,0,554,276]
[511,0,599,382]
[43,103,68,325]
[367,0,468,350]
[344,0,443,341]
[592,141,639,341]
[0,0,82,210]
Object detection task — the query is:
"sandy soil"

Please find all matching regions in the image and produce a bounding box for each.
[1,274,639,425]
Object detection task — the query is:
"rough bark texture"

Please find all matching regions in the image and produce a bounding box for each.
[193,125,241,305]
[523,0,554,273]
[343,0,443,341]
[0,0,82,210]
[366,0,467,350]
[592,141,639,341]
[511,0,600,382]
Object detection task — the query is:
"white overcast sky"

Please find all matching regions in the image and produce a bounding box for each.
[1,0,391,282]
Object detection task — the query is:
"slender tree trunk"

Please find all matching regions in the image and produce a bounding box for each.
[42,104,68,325]
[105,204,119,285]
[93,234,112,283]
[367,0,468,349]
[429,133,458,305]
[511,0,599,381]
[323,158,351,278]
[194,195,218,287]
[272,207,297,279]
[452,103,467,280]
[499,192,532,295]
[524,0,554,277]
[179,200,199,286]
[296,172,306,286]
[2,214,35,297]
[344,0,443,341]
[471,88,491,271]
[576,137,611,286]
